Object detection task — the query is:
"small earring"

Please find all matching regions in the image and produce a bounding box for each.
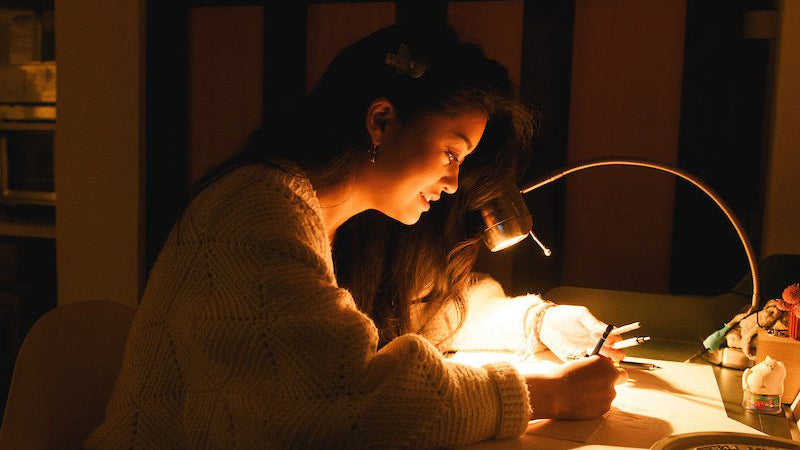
[368,144,379,163]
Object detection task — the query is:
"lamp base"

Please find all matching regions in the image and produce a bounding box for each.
[706,347,754,370]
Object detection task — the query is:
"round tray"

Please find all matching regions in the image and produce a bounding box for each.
[651,432,800,450]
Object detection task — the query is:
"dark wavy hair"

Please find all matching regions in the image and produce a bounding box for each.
[187,24,535,348]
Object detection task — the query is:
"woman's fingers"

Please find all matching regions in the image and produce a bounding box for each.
[528,355,623,420]
[599,344,625,361]
[615,367,629,385]
[578,310,610,336]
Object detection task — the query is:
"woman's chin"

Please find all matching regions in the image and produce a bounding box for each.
[398,212,422,225]
[381,209,422,226]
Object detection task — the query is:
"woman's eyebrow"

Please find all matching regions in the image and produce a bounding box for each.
[451,131,474,151]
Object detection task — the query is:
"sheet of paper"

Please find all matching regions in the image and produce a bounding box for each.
[526,415,606,443]
[453,352,763,449]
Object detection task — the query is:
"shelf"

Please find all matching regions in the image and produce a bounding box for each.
[0,214,54,239]
[0,121,55,131]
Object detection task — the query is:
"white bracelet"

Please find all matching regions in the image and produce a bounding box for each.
[523,301,555,356]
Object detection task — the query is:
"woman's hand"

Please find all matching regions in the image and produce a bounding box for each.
[525,355,627,420]
[538,305,626,361]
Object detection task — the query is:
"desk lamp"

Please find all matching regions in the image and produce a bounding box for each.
[481,158,760,366]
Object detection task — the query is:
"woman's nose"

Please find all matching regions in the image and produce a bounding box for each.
[441,166,459,194]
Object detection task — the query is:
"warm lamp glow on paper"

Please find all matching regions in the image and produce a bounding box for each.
[453,352,763,449]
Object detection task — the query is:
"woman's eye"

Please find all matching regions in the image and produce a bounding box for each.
[445,150,461,165]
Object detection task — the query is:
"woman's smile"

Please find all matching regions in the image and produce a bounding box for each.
[419,192,430,210]
[419,191,441,210]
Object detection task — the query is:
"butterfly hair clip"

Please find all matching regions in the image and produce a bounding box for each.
[384,43,429,79]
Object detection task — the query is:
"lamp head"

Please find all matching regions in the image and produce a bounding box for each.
[480,187,532,252]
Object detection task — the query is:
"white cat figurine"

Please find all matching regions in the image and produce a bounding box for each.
[742,355,786,395]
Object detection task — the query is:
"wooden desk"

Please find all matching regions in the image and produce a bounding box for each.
[460,286,799,448]
[459,342,796,450]
[625,338,797,440]
[541,286,798,439]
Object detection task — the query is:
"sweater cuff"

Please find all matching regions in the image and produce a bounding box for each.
[483,362,530,439]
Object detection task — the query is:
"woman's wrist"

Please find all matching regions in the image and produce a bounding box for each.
[533,302,556,339]
[524,372,561,419]
[523,301,556,354]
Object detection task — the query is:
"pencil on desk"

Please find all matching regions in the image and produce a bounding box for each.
[618,360,661,370]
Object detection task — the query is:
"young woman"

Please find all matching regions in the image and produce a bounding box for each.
[87,25,625,450]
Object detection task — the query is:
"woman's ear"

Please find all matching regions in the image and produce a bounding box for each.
[365,98,397,145]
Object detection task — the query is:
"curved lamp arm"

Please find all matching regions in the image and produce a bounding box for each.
[483,157,760,315]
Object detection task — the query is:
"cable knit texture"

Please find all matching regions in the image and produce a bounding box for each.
[85,164,531,450]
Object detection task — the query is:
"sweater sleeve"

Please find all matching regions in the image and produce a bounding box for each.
[181,174,530,449]
[412,274,554,355]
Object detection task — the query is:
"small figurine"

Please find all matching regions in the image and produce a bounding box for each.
[742,355,786,414]
[725,282,800,355]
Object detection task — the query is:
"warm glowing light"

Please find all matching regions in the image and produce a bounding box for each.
[489,234,528,252]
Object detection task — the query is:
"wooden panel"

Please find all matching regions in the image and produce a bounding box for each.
[762,0,800,257]
[448,1,523,85]
[306,2,395,93]
[55,0,146,306]
[563,0,686,292]
[187,6,263,186]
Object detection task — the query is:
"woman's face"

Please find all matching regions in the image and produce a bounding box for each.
[362,106,487,225]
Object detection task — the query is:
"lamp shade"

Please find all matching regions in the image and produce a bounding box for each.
[480,187,532,252]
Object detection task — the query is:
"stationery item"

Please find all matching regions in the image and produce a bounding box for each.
[590,324,614,356]
[610,321,640,336]
[618,360,660,370]
[612,336,651,350]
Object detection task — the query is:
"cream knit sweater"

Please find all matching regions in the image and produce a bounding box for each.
[86,164,550,450]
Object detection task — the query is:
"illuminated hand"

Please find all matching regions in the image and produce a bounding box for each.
[525,355,627,420]
[538,305,625,362]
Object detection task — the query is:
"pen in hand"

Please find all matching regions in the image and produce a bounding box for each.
[590,324,615,356]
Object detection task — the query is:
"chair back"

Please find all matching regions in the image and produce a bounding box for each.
[0,300,135,450]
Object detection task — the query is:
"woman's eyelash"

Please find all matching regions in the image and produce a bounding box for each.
[445,149,461,165]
